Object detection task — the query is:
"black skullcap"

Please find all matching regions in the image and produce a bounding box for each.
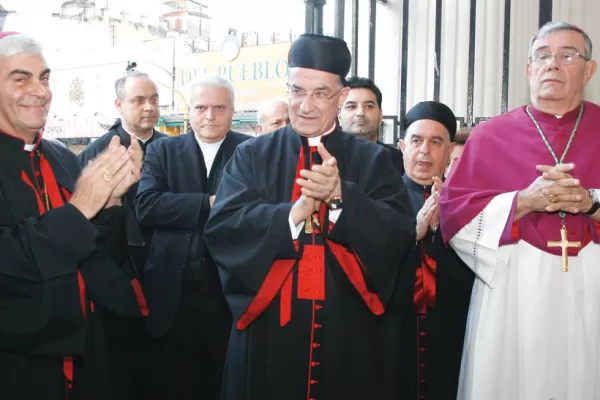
[404,101,457,140]
[288,34,352,85]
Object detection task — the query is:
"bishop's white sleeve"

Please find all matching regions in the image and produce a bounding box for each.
[449,191,517,288]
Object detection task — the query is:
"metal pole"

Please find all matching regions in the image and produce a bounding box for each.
[433,0,442,101]
[398,0,409,142]
[334,0,345,39]
[501,0,512,113]
[314,3,324,34]
[368,0,376,81]
[305,0,315,33]
[350,0,359,76]
[172,36,176,112]
[538,0,553,28]
[466,0,477,127]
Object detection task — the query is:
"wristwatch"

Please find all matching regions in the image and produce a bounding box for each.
[328,195,343,210]
[585,189,600,215]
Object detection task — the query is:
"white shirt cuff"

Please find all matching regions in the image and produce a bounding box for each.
[329,209,341,223]
[289,213,305,240]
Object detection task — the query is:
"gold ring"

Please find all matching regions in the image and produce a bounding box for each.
[548,195,559,203]
[103,169,113,182]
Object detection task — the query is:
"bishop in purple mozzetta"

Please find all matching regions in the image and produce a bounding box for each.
[440,21,600,400]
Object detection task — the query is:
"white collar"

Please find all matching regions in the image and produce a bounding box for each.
[122,124,153,143]
[24,143,36,152]
[307,123,336,147]
[194,134,226,150]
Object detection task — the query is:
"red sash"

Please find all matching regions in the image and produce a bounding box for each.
[237,145,384,330]
[414,190,437,310]
[21,150,149,394]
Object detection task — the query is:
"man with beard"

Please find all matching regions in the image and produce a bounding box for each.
[0,32,146,400]
[339,76,404,174]
[78,70,165,400]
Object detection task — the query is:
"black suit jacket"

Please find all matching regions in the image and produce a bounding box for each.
[78,120,167,276]
[135,131,250,337]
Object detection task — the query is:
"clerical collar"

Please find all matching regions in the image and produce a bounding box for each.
[122,124,154,144]
[195,134,226,150]
[402,174,433,193]
[528,102,583,123]
[24,133,42,152]
[307,123,337,147]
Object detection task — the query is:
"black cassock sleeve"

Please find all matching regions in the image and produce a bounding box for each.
[135,142,213,230]
[81,205,144,317]
[0,204,99,283]
[0,204,98,340]
[424,230,475,294]
[325,150,416,306]
[204,144,300,293]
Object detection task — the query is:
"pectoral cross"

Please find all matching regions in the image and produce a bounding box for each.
[304,216,313,234]
[547,227,581,272]
[304,214,320,235]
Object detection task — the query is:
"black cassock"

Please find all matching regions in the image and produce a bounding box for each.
[386,174,475,400]
[0,133,146,400]
[205,125,416,400]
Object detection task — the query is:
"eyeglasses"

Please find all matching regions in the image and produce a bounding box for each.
[287,84,343,103]
[529,51,590,66]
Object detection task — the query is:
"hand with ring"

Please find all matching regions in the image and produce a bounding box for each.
[517,163,576,215]
[103,169,113,182]
[538,164,592,214]
[69,136,132,219]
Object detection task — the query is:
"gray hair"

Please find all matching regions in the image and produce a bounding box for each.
[115,70,152,100]
[529,21,593,59]
[186,74,235,106]
[0,34,43,58]
[257,97,288,125]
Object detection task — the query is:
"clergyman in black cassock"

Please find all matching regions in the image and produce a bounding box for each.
[0,32,147,400]
[78,72,166,400]
[204,34,416,400]
[135,75,250,400]
[389,101,475,399]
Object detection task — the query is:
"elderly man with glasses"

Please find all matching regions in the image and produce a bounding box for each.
[204,33,416,400]
[440,21,600,400]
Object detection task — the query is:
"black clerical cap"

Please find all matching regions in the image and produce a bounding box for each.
[288,34,352,85]
[404,101,457,140]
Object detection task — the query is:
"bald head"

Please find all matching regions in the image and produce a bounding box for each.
[256,97,289,135]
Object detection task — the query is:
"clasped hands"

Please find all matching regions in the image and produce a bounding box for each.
[519,163,593,215]
[70,134,143,220]
[290,143,342,225]
[416,176,443,241]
